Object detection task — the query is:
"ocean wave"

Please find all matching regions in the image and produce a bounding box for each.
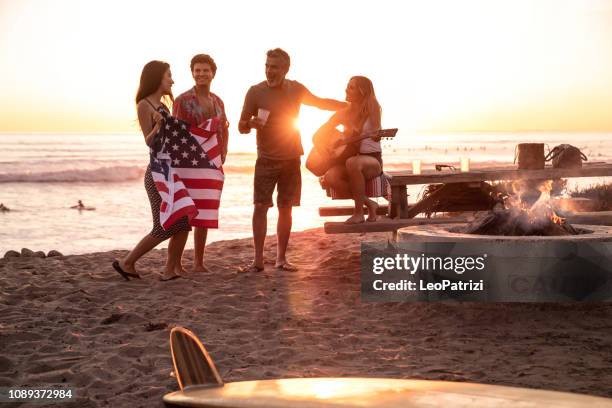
[222,164,257,174]
[0,165,146,183]
[0,163,262,182]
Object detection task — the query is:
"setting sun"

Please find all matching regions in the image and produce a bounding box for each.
[2,0,612,147]
[295,108,335,154]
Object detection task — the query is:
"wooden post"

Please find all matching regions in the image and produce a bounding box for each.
[398,185,409,218]
[389,185,408,219]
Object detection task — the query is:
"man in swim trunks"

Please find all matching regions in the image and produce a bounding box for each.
[238,48,346,272]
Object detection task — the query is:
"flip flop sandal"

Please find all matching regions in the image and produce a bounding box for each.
[275,263,299,271]
[237,264,264,273]
[159,274,181,282]
[112,260,141,281]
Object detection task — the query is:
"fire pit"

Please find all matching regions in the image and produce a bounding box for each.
[397,223,612,301]
[383,165,612,300]
[398,223,612,243]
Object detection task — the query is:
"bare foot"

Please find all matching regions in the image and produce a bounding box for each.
[365,199,379,222]
[275,261,298,271]
[237,262,264,273]
[192,264,211,273]
[175,266,188,276]
[344,213,365,224]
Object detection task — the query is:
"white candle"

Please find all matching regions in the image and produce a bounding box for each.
[412,159,422,175]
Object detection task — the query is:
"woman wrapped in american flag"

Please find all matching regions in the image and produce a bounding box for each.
[112,60,192,282]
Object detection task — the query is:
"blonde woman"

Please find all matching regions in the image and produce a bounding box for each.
[319,76,383,224]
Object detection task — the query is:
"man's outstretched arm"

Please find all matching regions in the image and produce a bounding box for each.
[302,88,348,111]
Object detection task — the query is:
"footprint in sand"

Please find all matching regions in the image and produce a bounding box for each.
[0,356,14,374]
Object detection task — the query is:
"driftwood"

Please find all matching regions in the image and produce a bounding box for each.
[420,182,500,218]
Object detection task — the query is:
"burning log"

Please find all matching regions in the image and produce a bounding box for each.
[464,209,579,236]
[464,179,581,236]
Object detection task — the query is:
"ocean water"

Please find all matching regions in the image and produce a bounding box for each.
[1,133,611,256]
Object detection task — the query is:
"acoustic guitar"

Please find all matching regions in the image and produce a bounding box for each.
[306,127,398,177]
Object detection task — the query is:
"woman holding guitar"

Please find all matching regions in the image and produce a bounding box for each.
[314,76,383,224]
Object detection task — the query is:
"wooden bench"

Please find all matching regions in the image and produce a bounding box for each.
[387,162,612,219]
[320,162,612,235]
[324,215,470,234]
[319,205,389,217]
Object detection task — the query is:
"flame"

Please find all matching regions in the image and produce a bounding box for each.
[506,179,565,226]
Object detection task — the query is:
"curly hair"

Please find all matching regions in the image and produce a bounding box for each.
[190,54,217,76]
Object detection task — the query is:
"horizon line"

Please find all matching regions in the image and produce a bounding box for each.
[1,129,612,135]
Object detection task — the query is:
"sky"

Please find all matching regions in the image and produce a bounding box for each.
[1,0,612,150]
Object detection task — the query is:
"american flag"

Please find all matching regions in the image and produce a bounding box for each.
[150,109,224,229]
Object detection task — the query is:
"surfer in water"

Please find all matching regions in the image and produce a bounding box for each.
[71,200,95,211]
[0,203,10,212]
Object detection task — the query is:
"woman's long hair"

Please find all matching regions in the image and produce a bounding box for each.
[348,76,382,132]
[135,60,173,106]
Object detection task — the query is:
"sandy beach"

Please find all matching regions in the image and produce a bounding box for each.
[1,228,612,407]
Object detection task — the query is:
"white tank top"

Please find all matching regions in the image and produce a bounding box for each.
[359,117,382,154]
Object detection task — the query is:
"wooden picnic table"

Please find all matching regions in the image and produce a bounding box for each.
[386,162,612,219]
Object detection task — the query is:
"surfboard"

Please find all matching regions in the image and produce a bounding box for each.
[169,327,223,390]
[163,377,612,407]
[165,327,612,407]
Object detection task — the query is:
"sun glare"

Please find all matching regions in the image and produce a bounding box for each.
[296,108,336,154]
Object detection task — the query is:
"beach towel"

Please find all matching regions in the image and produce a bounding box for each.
[321,172,391,200]
[149,109,224,229]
